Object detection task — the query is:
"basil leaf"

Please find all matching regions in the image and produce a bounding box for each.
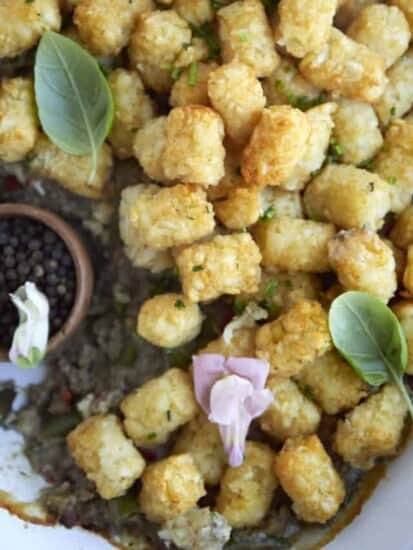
[34,31,114,178]
[329,291,413,418]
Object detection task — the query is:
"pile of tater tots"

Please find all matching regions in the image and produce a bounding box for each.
[3,0,413,544]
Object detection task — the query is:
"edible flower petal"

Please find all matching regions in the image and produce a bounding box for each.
[193,354,273,467]
[9,282,50,369]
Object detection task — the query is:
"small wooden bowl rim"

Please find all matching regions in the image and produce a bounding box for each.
[0,203,93,361]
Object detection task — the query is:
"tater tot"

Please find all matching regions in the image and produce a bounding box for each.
[170,62,217,108]
[137,293,204,348]
[332,99,383,165]
[173,413,226,485]
[347,5,410,70]
[176,233,262,302]
[67,414,146,500]
[213,186,261,230]
[207,62,266,145]
[163,106,225,187]
[174,0,214,25]
[217,0,280,78]
[119,183,215,250]
[255,299,332,378]
[121,368,198,448]
[259,378,321,442]
[390,205,413,249]
[334,385,408,470]
[241,269,321,317]
[29,135,113,199]
[108,69,154,159]
[241,106,310,188]
[129,10,191,92]
[296,350,368,415]
[375,51,413,126]
[74,0,149,56]
[0,0,61,59]
[373,119,413,213]
[199,327,257,358]
[392,300,413,374]
[133,117,171,184]
[283,103,336,191]
[119,185,173,273]
[403,245,413,294]
[300,28,387,104]
[254,217,335,273]
[275,435,345,524]
[276,0,337,58]
[304,165,391,230]
[0,78,38,163]
[390,0,413,34]
[139,454,205,523]
[260,188,304,219]
[328,228,397,302]
[263,58,322,108]
[216,441,278,528]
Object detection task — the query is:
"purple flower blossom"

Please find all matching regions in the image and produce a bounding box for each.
[193,354,273,467]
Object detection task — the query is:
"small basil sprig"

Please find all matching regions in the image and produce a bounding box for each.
[34,31,114,179]
[329,291,413,419]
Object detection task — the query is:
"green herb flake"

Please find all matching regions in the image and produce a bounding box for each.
[175,299,186,309]
[166,410,172,421]
[188,62,198,87]
[169,66,183,81]
[260,206,276,221]
[387,176,397,186]
[192,264,204,272]
[147,432,157,440]
[34,31,114,182]
[327,138,344,163]
[238,32,249,42]
[390,105,396,116]
[234,298,247,316]
[329,291,413,419]
[190,23,221,61]
[265,279,278,298]
[358,158,374,171]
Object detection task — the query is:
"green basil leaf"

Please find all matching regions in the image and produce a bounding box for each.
[329,291,413,419]
[34,31,114,177]
[329,291,406,386]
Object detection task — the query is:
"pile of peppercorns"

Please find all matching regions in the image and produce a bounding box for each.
[0,216,76,349]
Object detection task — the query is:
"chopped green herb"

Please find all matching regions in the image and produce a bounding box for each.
[265,279,278,298]
[175,299,186,309]
[188,62,198,86]
[259,299,281,317]
[327,138,344,163]
[166,410,172,421]
[310,168,322,178]
[234,298,247,315]
[260,206,276,221]
[193,264,204,272]
[274,81,325,111]
[390,105,396,116]
[387,176,397,185]
[147,432,157,440]
[190,23,221,61]
[238,32,249,42]
[169,66,183,81]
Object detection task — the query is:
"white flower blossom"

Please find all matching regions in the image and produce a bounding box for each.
[9,282,49,369]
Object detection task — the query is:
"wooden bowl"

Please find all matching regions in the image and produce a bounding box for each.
[0,203,93,361]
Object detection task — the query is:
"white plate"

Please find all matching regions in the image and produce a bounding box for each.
[1,362,412,550]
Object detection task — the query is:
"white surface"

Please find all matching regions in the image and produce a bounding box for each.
[1,361,413,549]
